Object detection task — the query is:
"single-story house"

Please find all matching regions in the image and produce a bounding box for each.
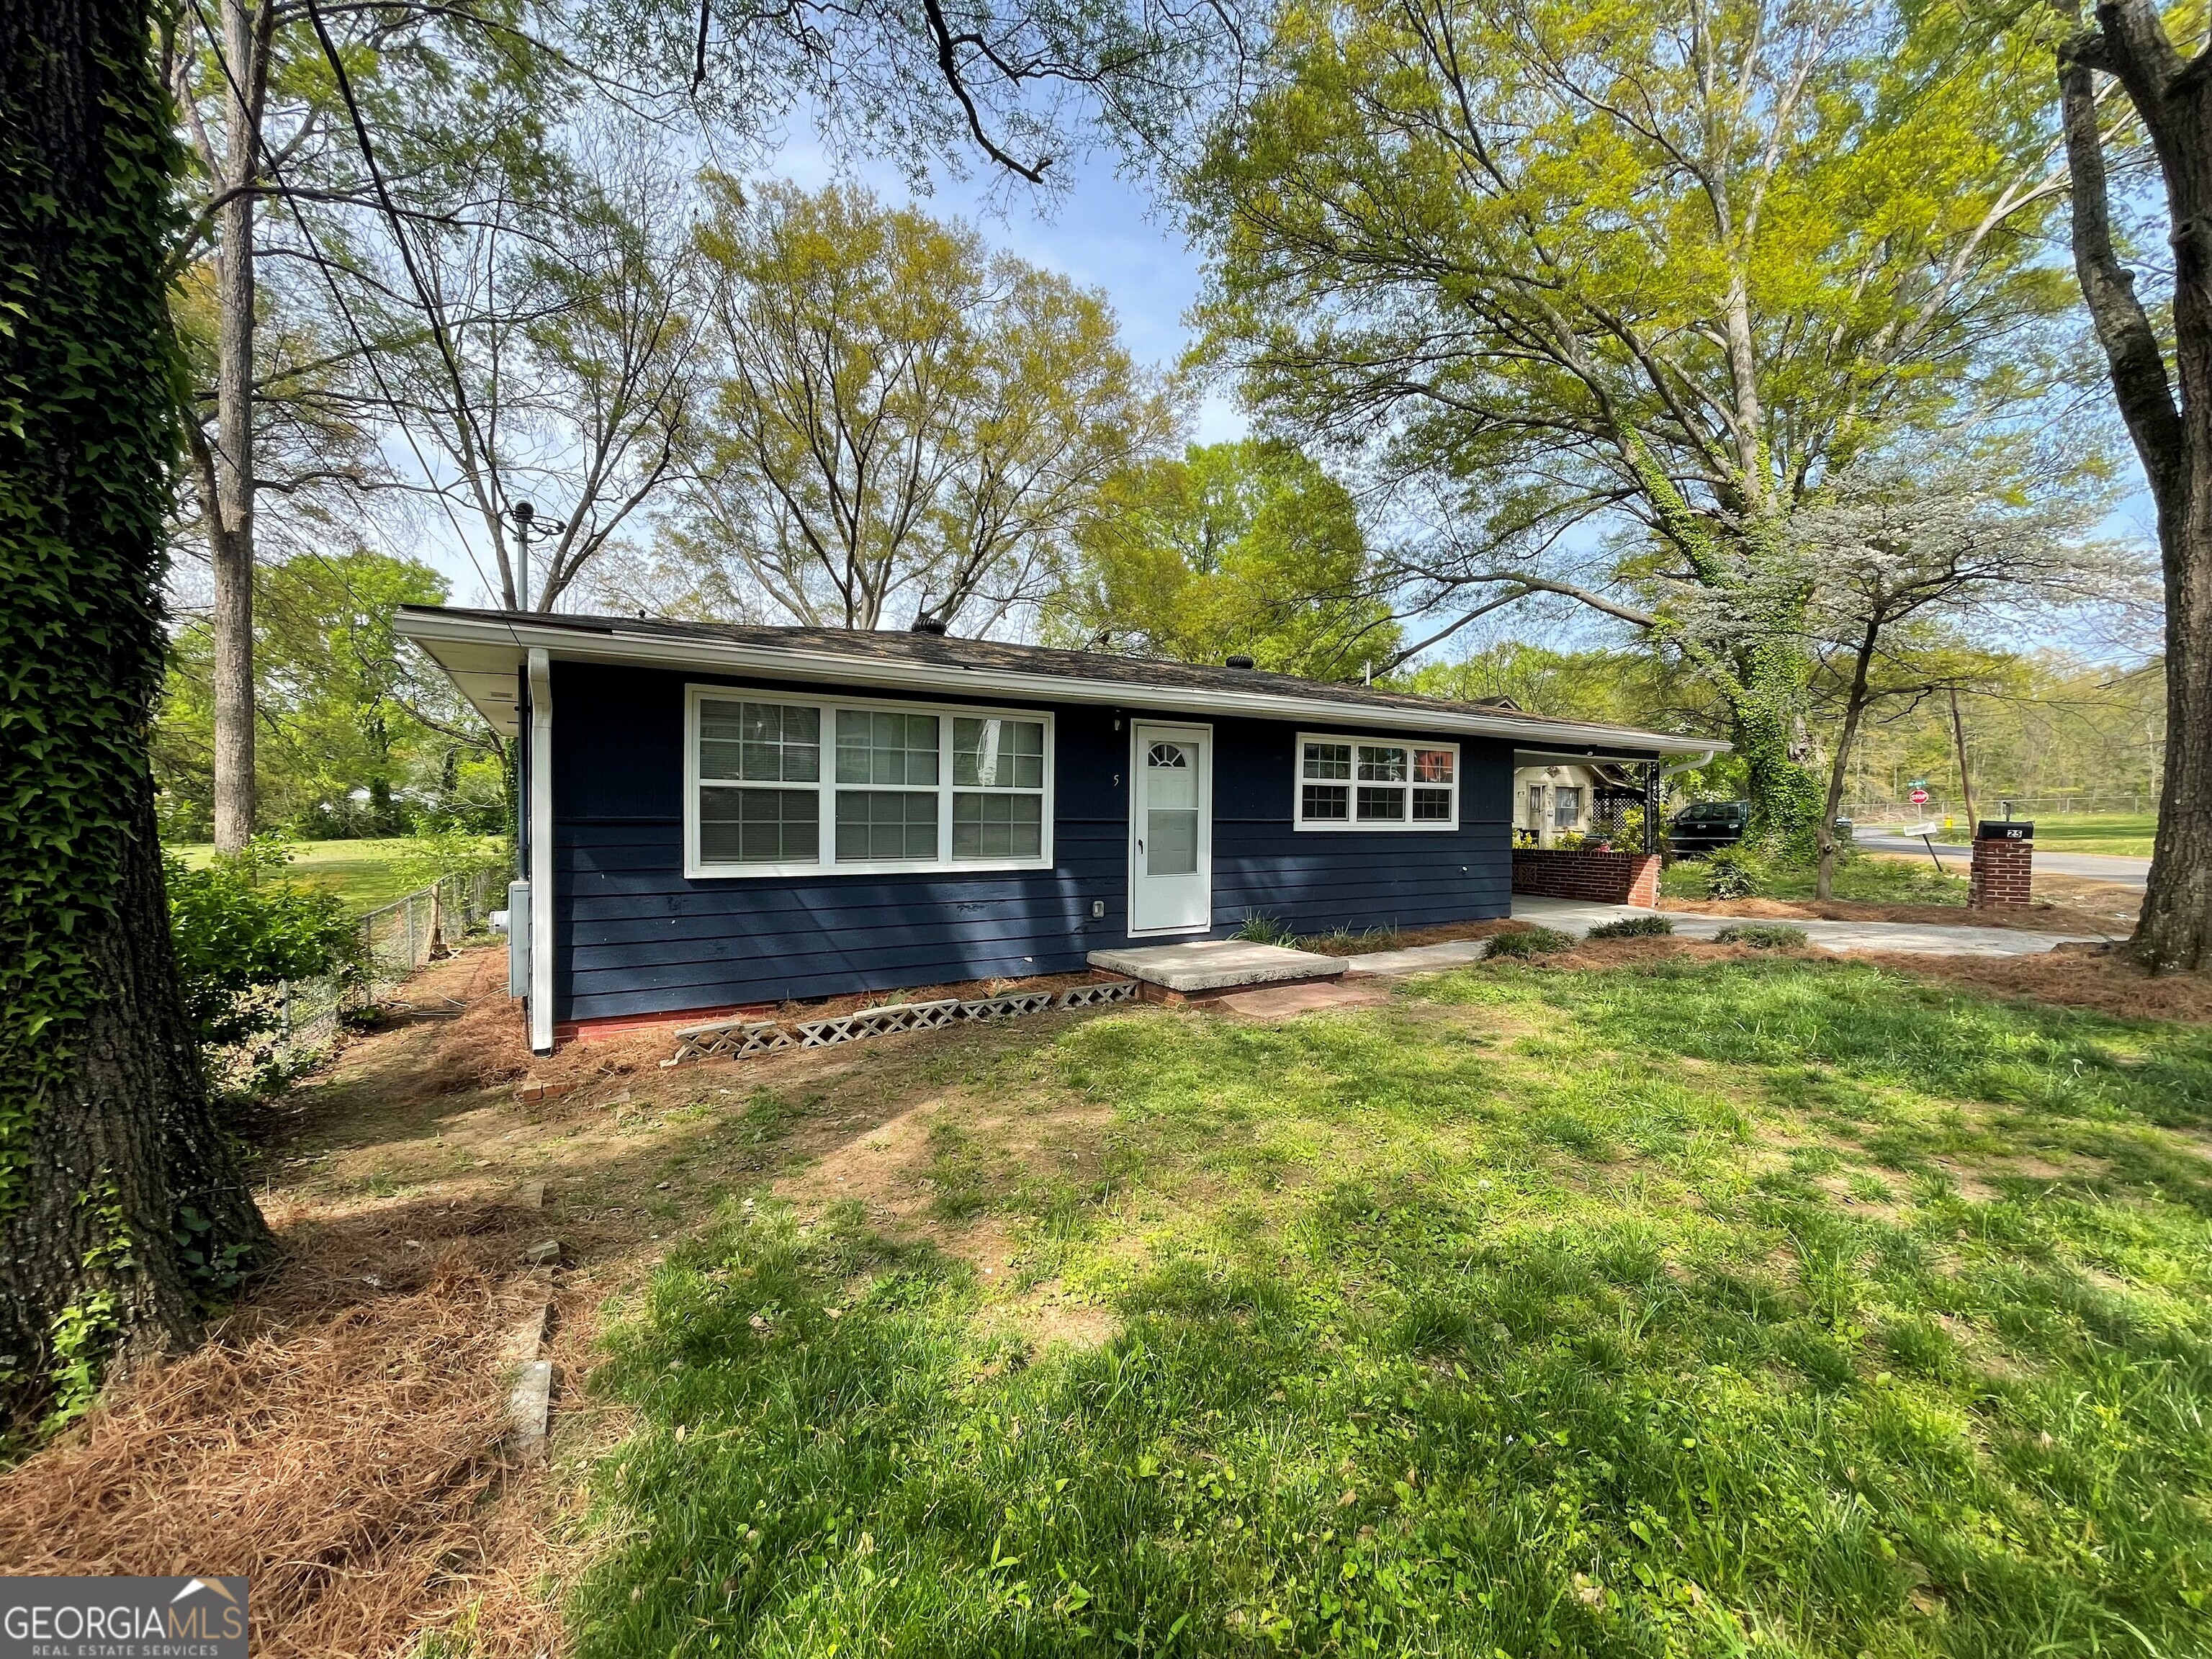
[395,608,1725,1051]
[1513,760,1650,846]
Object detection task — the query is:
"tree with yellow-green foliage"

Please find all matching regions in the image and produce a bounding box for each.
[153,551,505,842]
[1187,0,2087,853]
[1042,439,1401,679]
[619,179,1169,634]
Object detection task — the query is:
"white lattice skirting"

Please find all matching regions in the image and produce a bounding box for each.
[666,979,1136,1066]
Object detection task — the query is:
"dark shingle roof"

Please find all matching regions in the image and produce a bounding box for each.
[397,606,1724,755]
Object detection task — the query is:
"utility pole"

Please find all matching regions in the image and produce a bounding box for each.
[508,500,563,611]
[1948,687,1977,831]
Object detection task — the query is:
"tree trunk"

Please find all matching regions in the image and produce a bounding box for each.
[0,0,274,1426]
[1948,687,1978,835]
[1817,621,1881,902]
[2060,5,2212,971]
[210,0,260,853]
[2134,63,2212,974]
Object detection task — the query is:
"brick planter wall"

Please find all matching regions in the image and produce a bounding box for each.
[1968,837,2033,908]
[1511,850,1661,907]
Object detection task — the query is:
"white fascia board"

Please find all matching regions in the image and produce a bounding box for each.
[395,611,1728,758]
[526,648,554,1055]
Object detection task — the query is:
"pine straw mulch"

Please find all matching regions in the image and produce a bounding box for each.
[1856,943,2212,1025]
[0,1226,565,1658]
[1290,917,1528,953]
[1514,932,2212,1027]
[0,950,576,1659]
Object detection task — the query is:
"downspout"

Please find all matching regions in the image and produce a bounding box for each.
[528,648,554,1055]
[1655,750,1715,866]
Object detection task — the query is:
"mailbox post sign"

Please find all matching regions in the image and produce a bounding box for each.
[1969,820,2033,908]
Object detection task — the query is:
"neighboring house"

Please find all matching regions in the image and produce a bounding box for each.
[395,608,1723,1050]
[1516,761,1601,846]
[1469,696,1653,847]
[1512,761,1650,847]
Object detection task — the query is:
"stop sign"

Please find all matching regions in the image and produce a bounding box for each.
[1910,787,1930,806]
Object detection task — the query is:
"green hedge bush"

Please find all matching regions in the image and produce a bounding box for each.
[165,839,362,1056]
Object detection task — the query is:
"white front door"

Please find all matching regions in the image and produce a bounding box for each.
[1129,723,1212,935]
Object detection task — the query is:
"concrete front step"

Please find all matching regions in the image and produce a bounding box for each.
[1087,939,1346,1000]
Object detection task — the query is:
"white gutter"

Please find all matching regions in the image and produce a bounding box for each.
[526,647,554,1055]
[398,611,1727,758]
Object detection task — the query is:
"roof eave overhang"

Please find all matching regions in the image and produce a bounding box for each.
[395,610,1729,758]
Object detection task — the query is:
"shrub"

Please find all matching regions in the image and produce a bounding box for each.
[166,838,363,1059]
[1483,926,1574,959]
[1233,912,1298,947]
[1715,923,1809,950]
[1584,914,1676,940]
[1306,924,1402,956]
[1704,850,1765,899]
[387,825,511,899]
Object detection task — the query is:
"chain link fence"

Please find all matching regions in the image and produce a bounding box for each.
[1843,793,2152,822]
[253,867,506,1071]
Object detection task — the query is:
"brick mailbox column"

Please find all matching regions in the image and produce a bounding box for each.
[1968,821,2033,908]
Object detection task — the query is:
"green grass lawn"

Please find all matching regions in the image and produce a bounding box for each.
[2015,815,2158,858]
[1660,855,1969,906]
[570,960,2212,1657]
[165,837,477,912]
[1923,816,2155,858]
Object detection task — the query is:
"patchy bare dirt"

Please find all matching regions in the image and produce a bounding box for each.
[2030,873,2144,929]
[0,943,1138,1655]
[4,914,2194,1655]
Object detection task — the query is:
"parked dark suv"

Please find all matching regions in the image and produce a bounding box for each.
[1668,799,1751,855]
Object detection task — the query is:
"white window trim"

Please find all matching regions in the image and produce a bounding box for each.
[683,683,1056,879]
[1292,730,1462,832]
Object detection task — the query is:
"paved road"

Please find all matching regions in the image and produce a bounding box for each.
[1855,829,2149,890]
[1344,895,2109,976]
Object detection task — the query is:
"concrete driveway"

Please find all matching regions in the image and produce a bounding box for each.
[1344,894,2104,976]
[1855,829,2149,891]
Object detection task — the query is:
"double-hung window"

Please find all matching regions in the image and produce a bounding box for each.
[1295,732,1459,831]
[688,687,1053,876]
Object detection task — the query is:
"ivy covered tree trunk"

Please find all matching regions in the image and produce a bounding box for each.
[1726,639,1825,858]
[0,0,274,1425]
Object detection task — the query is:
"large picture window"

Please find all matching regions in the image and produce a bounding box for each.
[688,688,1053,876]
[1294,732,1459,832]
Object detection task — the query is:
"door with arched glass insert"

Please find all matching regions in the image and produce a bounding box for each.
[1128,723,1212,933]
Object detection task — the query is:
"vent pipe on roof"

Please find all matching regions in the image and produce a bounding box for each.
[910,615,948,637]
[1225,655,1255,670]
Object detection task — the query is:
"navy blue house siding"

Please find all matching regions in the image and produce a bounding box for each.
[549,660,1513,1023]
